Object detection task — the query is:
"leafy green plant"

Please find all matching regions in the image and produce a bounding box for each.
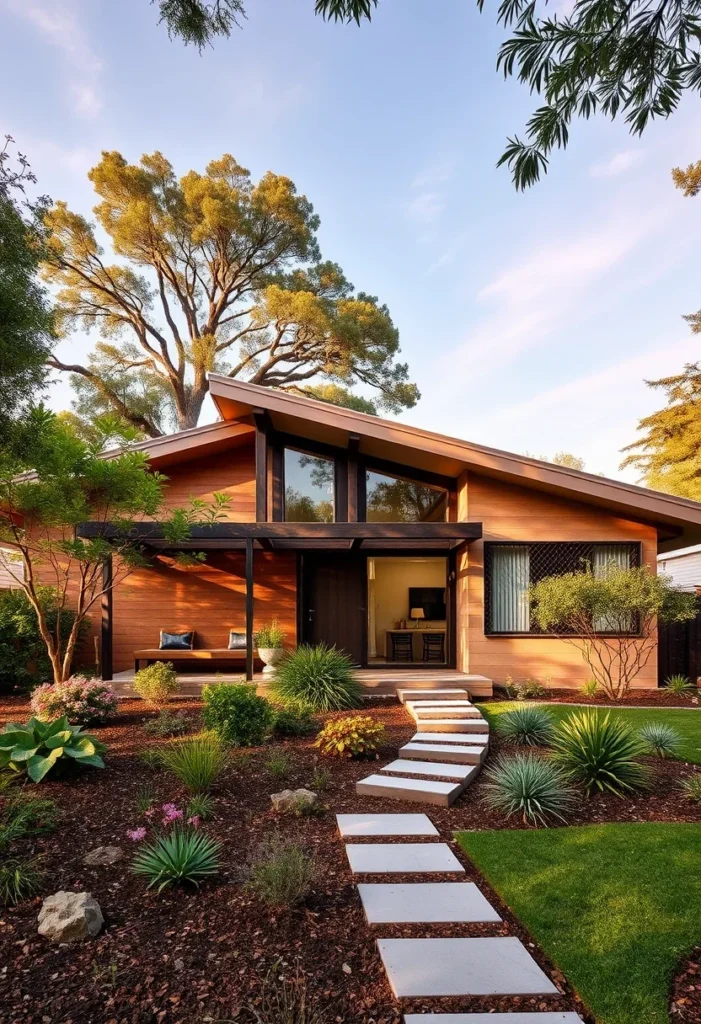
[496,706,555,747]
[0,857,43,906]
[0,587,86,693]
[158,733,228,793]
[265,750,294,781]
[552,709,651,796]
[138,747,163,771]
[481,753,576,827]
[131,826,221,892]
[581,678,599,698]
[680,774,701,801]
[273,705,318,738]
[202,683,275,746]
[251,960,329,1024]
[314,715,385,759]
[0,794,57,850]
[664,674,694,695]
[270,643,362,712]
[143,710,190,737]
[0,716,107,783]
[255,619,287,649]
[186,792,214,821]
[248,836,315,908]
[133,662,179,708]
[639,722,682,759]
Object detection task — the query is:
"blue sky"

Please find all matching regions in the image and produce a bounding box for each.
[2,0,701,480]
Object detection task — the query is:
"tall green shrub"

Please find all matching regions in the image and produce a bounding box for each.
[0,588,86,692]
[202,683,274,746]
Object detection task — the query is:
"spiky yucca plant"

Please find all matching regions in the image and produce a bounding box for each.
[495,705,555,746]
[680,774,701,801]
[639,722,682,758]
[270,644,362,712]
[481,753,575,827]
[131,827,221,892]
[664,674,694,695]
[552,709,651,796]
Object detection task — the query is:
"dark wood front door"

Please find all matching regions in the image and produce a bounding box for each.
[301,554,366,665]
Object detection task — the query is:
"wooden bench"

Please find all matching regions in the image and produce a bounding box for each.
[133,649,257,672]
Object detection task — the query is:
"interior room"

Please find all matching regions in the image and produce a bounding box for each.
[367,556,448,664]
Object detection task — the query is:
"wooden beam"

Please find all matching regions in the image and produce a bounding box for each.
[253,408,268,523]
[101,557,113,682]
[245,537,254,682]
[79,521,483,542]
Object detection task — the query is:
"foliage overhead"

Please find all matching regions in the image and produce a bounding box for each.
[43,150,417,435]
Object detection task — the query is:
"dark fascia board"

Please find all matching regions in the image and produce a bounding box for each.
[77,521,482,542]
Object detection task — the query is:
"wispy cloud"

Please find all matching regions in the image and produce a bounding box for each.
[2,0,102,118]
[406,159,455,224]
[590,149,643,179]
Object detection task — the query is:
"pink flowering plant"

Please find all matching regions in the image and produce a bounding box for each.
[30,676,118,725]
[127,801,219,892]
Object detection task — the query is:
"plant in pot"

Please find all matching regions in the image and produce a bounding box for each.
[255,620,287,676]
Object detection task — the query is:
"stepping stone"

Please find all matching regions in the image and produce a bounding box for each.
[413,731,489,745]
[397,688,468,704]
[377,937,558,997]
[358,882,501,924]
[404,1015,584,1023]
[336,813,438,837]
[345,842,465,874]
[401,742,487,765]
[356,773,465,807]
[416,719,489,733]
[413,707,484,719]
[405,700,475,708]
[381,759,478,782]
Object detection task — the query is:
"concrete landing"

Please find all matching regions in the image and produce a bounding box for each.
[345,842,465,875]
[358,882,501,924]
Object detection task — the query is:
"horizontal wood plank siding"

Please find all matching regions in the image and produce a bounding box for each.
[456,472,659,689]
[154,444,256,520]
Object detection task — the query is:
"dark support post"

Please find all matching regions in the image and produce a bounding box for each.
[253,408,268,523]
[245,538,254,682]
[347,433,360,522]
[101,557,113,682]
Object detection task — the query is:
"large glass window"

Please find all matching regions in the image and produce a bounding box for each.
[365,470,448,523]
[284,449,334,522]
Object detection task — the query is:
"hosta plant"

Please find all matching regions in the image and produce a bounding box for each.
[270,643,362,712]
[495,706,555,746]
[552,709,651,796]
[131,826,221,892]
[482,753,576,827]
[664,674,694,695]
[639,722,682,758]
[0,717,107,783]
[314,715,385,759]
[30,677,118,725]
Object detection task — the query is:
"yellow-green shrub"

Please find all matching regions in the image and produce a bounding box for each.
[314,715,385,759]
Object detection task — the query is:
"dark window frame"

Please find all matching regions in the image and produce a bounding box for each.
[282,445,337,524]
[483,540,642,637]
[363,464,450,525]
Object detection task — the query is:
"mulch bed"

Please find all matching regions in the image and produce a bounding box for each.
[672,946,701,1021]
[0,693,699,1024]
[485,687,701,707]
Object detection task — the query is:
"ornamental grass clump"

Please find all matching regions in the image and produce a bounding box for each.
[639,722,682,758]
[680,774,701,801]
[0,858,43,906]
[0,716,107,783]
[481,753,576,827]
[314,715,385,759]
[158,733,228,793]
[202,682,275,746]
[664,674,694,695]
[30,677,118,725]
[552,709,651,796]
[495,706,555,747]
[269,643,362,712]
[248,836,315,909]
[133,662,179,708]
[252,960,328,1024]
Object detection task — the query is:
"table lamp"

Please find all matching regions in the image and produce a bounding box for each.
[410,607,425,629]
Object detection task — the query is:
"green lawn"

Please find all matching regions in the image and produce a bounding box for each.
[458,823,701,1024]
[479,701,701,764]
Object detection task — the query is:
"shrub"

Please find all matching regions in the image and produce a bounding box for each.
[0,716,107,783]
[680,773,701,800]
[255,619,287,649]
[202,683,275,746]
[496,706,555,746]
[502,676,547,700]
[482,753,576,826]
[639,722,682,758]
[270,643,362,712]
[186,793,214,821]
[310,766,331,792]
[251,961,328,1024]
[552,709,651,796]
[0,858,43,906]
[143,710,190,737]
[581,678,599,698]
[664,674,694,695]
[314,715,385,759]
[248,836,315,908]
[158,733,228,793]
[0,587,87,692]
[273,706,318,738]
[133,662,179,708]
[131,826,221,892]
[266,750,294,781]
[30,677,118,725]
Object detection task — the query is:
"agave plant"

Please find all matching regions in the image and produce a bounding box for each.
[495,705,555,746]
[131,826,221,892]
[639,722,682,759]
[552,709,651,797]
[270,643,362,712]
[680,774,701,801]
[664,674,694,695]
[481,753,576,827]
[0,717,107,783]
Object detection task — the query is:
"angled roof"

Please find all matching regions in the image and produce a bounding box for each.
[207,374,701,553]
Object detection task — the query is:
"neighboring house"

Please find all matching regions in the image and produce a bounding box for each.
[81,376,701,690]
[0,548,23,590]
[658,545,701,592]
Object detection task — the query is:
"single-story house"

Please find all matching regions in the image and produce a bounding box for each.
[83,376,701,693]
[658,545,701,593]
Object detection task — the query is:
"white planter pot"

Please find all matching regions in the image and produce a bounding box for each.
[259,647,285,675]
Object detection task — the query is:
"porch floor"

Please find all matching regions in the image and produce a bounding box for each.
[108,668,493,699]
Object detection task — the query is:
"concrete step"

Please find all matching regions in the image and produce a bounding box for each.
[415,719,489,734]
[345,842,465,874]
[381,759,478,783]
[358,882,501,924]
[405,699,475,708]
[404,1015,584,1023]
[356,773,465,807]
[400,741,487,765]
[397,687,468,703]
[336,813,438,837]
[412,731,489,745]
[412,707,484,719]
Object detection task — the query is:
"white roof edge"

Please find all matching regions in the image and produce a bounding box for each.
[657,544,701,560]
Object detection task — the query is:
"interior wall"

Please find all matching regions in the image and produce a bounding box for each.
[371,557,447,656]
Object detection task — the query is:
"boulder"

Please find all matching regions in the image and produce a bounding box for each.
[38,891,104,943]
[270,788,318,813]
[83,846,124,866]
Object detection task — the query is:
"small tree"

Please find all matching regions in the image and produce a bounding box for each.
[530,563,696,699]
[0,408,230,685]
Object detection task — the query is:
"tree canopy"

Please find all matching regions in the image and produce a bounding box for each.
[43,150,418,437]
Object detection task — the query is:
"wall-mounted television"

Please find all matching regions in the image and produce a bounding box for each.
[408,587,446,620]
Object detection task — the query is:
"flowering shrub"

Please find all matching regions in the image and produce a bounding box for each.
[30,677,118,725]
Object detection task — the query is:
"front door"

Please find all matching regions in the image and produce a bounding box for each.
[301,554,366,665]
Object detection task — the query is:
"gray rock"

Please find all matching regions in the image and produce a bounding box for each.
[83,846,124,866]
[270,788,318,813]
[38,891,104,943]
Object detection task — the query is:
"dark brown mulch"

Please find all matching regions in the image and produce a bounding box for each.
[672,945,701,1021]
[485,686,701,707]
[0,693,699,1024]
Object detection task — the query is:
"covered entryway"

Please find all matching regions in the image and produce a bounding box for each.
[300,553,366,664]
